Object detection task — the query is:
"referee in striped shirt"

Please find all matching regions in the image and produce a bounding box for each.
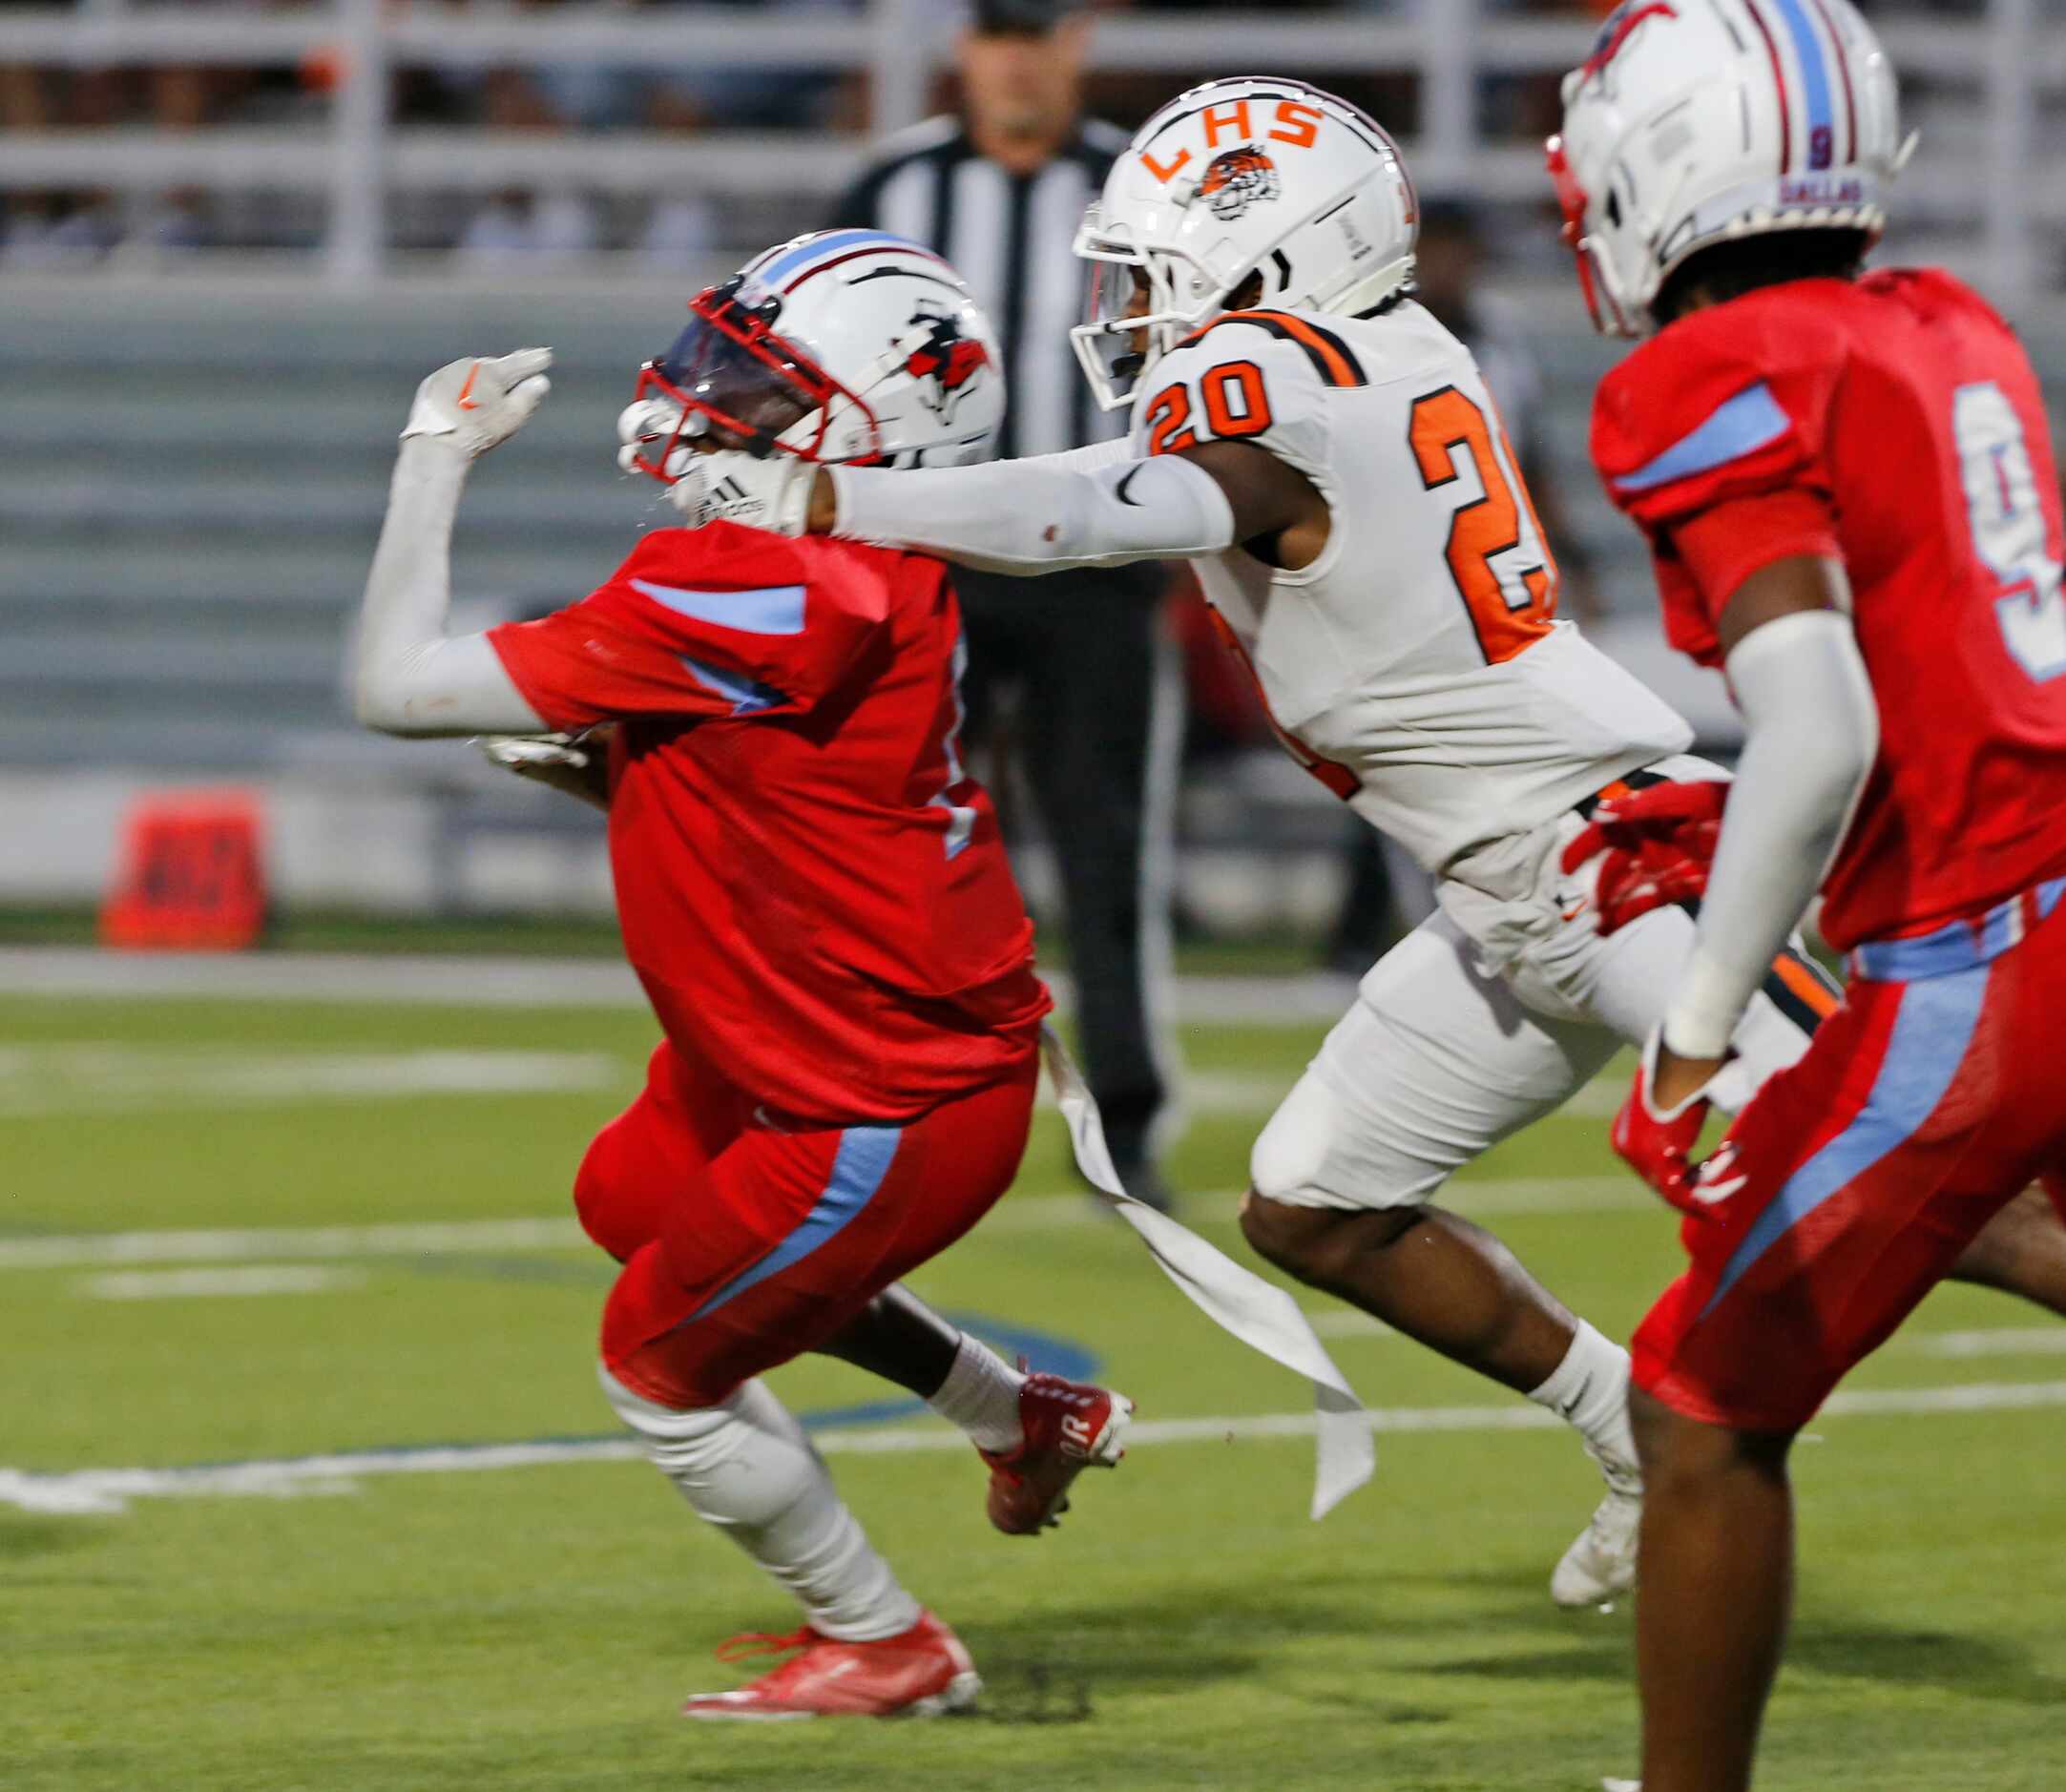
[827,0,1180,1210]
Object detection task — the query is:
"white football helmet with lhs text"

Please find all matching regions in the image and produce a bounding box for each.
[619,229,1007,483]
[1549,0,1913,338]
[1072,77,1420,411]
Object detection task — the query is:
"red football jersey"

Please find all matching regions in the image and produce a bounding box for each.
[1594,270,2066,951]
[489,521,1049,1124]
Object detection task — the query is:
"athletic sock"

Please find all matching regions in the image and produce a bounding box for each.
[925,1335,1027,1454]
[1527,1321,1639,1486]
[599,1365,923,1643]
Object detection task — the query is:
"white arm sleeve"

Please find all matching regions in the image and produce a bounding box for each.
[351,441,549,737]
[1664,607,1880,1058]
[826,448,1236,576]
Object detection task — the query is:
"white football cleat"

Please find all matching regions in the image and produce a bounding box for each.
[1553,1442,1642,1609]
[1603,1778,1641,1791]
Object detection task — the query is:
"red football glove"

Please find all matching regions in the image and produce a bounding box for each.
[1611,1029,1730,1219]
[1561,779,1729,936]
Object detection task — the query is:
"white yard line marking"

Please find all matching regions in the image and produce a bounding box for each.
[1183,1069,1293,1114]
[0,949,1361,1025]
[0,1043,1292,1129]
[1906,1326,2066,1359]
[0,1046,628,1117]
[7,1380,2063,1516]
[0,1177,1650,1273]
[1562,1077,1632,1120]
[81,1266,367,1301]
[0,1217,588,1272]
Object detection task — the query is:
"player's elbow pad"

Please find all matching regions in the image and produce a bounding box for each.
[831,453,1236,575]
[352,653,410,735]
[353,632,540,738]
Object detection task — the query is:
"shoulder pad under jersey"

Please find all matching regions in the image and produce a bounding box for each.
[1592,287,1849,528]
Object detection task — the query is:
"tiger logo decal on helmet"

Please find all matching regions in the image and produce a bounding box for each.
[1199,145,1282,221]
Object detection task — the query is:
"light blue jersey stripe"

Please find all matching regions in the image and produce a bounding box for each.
[1701,969,1990,1318]
[1771,0,1835,169]
[684,1126,904,1323]
[631,578,806,636]
[1851,876,2066,981]
[1614,384,1791,495]
[759,229,915,287]
[679,656,784,718]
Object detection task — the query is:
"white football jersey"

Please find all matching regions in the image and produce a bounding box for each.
[1127,300,1691,876]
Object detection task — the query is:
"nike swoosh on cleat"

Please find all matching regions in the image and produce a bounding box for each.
[456,364,482,410]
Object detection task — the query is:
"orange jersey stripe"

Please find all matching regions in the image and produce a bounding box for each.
[1182,310,1366,388]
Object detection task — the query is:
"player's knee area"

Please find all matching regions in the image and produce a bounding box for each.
[1249,1077,1346,1210]
[598,1244,745,1410]
[1630,1386,1792,1488]
[1249,1073,1431,1216]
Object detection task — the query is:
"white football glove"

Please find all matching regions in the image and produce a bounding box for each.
[663,448,816,536]
[475,732,591,774]
[402,348,553,459]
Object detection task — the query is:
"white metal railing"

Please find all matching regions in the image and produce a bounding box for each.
[0,1,2059,294]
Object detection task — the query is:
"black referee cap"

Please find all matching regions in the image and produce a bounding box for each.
[970,0,1088,34]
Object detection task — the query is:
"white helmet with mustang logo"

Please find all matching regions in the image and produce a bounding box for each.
[619,229,1006,485]
[1072,76,1420,411]
[1549,0,1913,338]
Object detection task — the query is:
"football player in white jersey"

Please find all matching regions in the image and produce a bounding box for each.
[658,77,2066,1606]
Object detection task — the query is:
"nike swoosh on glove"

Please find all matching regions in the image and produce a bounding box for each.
[665,449,815,536]
[1612,1028,1739,1219]
[402,349,553,459]
[1561,779,1729,936]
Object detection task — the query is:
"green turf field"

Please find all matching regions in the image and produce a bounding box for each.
[5,984,2064,1790]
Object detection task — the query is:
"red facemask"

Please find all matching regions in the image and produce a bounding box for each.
[1545,135,1627,335]
[624,281,887,485]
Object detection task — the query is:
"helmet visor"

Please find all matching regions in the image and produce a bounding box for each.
[1070,215,1221,410]
[1075,254,1156,397]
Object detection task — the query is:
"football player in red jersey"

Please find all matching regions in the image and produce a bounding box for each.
[1555,4,2066,1787]
[348,234,1138,1719]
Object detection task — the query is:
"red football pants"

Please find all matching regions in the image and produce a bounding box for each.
[574,1039,1037,1411]
[1635,889,2066,1433]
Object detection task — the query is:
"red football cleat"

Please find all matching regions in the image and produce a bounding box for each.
[679,1609,980,1720]
[980,1371,1133,1536]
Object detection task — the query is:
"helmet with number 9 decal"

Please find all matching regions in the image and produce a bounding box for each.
[1072,77,1419,412]
[1548,0,1914,338]
[619,230,1007,484]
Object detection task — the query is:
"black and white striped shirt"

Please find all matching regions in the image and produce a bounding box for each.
[828,115,1132,461]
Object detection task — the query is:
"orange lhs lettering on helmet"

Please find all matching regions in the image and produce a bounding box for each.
[1268,102,1324,149]
[1201,100,1254,148]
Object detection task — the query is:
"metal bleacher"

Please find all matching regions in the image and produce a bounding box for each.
[5,2,2066,917]
[0,281,738,774]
